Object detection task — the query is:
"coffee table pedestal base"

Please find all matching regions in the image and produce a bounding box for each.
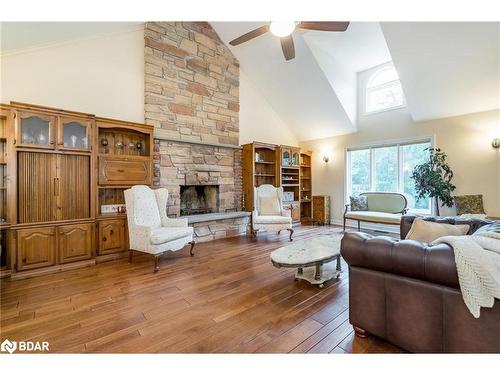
[295,262,340,288]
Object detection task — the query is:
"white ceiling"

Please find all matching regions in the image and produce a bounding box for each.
[303,22,391,73]
[0,22,141,53]
[211,22,390,140]
[381,22,500,122]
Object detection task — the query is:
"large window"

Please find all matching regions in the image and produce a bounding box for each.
[365,65,405,114]
[347,140,431,212]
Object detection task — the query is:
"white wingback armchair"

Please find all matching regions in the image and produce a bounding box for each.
[252,184,294,241]
[124,185,195,272]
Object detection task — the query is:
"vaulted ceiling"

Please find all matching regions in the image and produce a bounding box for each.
[212,21,500,141]
[381,22,500,122]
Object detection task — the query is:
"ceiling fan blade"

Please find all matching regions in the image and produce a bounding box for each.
[280,35,295,61]
[229,25,270,46]
[297,22,350,32]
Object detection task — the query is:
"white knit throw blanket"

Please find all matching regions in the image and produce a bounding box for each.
[433,232,500,318]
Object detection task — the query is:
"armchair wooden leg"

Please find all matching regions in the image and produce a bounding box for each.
[189,241,195,257]
[251,230,258,238]
[343,217,346,232]
[128,250,133,263]
[278,230,281,235]
[287,228,294,241]
[154,255,160,273]
[357,221,361,231]
[354,326,368,338]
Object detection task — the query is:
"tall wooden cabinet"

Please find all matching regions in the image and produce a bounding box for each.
[1,102,153,278]
[95,117,153,260]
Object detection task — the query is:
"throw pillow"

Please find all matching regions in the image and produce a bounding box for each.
[405,218,470,243]
[259,196,281,216]
[350,195,368,211]
[454,194,485,215]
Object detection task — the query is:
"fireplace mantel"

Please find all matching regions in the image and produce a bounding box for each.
[154,133,242,150]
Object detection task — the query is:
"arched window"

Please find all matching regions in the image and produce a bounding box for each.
[365,65,405,113]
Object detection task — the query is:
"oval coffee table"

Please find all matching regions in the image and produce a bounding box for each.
[270,235,342,288]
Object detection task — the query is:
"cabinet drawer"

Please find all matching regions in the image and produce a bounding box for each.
[58,223,93,263]
[16,227,56,271]
[98,219,126,255]
[98,157,151,185]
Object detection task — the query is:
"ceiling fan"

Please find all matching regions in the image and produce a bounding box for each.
[229,21,350,61]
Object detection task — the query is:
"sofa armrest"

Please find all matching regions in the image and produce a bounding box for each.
[340,232,460,289]
[400,214,493,239]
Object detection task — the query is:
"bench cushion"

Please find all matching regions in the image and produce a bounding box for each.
[345,211,402,225]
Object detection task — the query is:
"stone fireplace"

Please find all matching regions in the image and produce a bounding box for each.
[180,185,219,216]
[145,22,249,242]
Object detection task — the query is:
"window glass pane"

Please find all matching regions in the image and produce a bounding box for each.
[350,149,370,196]
[366,67,399,88]
[374,146,398,192]
[402,143,431,210]
[366,83,404,113]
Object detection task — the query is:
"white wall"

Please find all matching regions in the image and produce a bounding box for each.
[1,26,145,122]
[300,64,500,224]
[0,25,298,148]
[239,70,298,146]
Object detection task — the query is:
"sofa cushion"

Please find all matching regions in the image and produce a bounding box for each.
[405,218,469,243]
[454,194,485,215]
[150,227,193,245]
[350,195,368,211]
[345,211,402,224]
[254,215,292,225]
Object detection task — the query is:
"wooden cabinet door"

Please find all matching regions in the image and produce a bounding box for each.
[18,152,58,223]
[98,219,126,255]
[98,156,151,185]
[58,154,90,220]
[57,116,92,152]
[16,227,56,271]
[15,110,56,149]
[58,223,93,264]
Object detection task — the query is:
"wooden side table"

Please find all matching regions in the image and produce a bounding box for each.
[313,195,331,225]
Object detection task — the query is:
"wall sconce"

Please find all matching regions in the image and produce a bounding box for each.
[323,156,330,163]
[492,138,500,149]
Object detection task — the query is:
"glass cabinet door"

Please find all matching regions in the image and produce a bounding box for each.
[16,111,55,149]
[58,117,92,152]
[282,149,290,166]
[292,151,300,166]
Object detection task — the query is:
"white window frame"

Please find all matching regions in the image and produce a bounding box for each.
[345,136,434,215]
[364,66,406,115]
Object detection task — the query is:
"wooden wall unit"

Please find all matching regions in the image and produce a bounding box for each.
[1,102,153,278]
[242,142,313,224]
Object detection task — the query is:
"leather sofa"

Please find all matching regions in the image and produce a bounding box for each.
[340,215,500,353]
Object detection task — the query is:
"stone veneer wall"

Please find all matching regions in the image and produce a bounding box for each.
[145,22,243,219]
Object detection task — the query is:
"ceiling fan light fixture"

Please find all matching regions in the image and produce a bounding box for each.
[270,21,296,37]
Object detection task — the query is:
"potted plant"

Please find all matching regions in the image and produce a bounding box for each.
[411,147,456,216]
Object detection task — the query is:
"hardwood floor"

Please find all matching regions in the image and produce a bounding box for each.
[0,225,403,353]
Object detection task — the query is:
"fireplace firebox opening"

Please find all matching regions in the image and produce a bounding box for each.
[180,185,220,216]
